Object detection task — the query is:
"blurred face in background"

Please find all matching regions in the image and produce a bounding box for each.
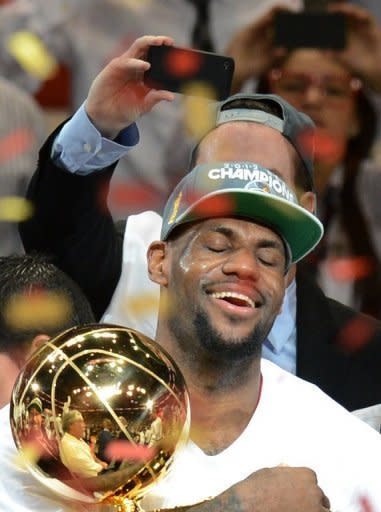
[268,49,360,169]
[69,415,86,439]
[28,407,43,431]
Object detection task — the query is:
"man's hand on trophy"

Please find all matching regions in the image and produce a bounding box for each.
[187,466,331,512]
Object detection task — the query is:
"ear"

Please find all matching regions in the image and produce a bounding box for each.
[299,191,317,215]
[147,241,169,286]
[26,334,50,361]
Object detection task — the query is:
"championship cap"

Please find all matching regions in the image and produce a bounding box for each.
[161,161,323,264]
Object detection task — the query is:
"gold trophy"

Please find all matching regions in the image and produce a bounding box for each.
[10,324,190,511]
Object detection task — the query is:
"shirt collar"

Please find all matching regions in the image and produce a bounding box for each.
[267,278,297,354]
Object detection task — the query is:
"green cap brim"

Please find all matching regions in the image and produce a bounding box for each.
[165,189,323,263]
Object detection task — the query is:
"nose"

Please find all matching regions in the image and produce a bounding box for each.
[222,247,259,280]
[303,84,325,105]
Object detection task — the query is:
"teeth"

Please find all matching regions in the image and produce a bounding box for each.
[210,292,255,308]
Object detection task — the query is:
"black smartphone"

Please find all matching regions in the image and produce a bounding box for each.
[274,11,347,50]
[144,45,235,101]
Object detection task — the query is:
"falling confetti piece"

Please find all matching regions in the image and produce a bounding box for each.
[189,193,235,217]
[5,290,72,330]
[105,440,155,461]
[298,128,345,165]
[123,293,174,322]
[358,495,375,512]
[124,293,160,317]
[6,31,59,81]
[165,48,202,79]
[106,0,152,9]
[336,315,377,353]
[108,181,158,210]
[327,256,374,282]
[0,196,34,222]
[14,442,40,466]
[182,85,216,138]
[0,129,35,164]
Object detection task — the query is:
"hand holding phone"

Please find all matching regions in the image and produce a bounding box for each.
[144,45,235,100]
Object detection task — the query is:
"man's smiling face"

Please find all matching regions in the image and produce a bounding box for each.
[162,217,287,361]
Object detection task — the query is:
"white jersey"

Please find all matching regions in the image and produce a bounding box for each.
[102,211,161,338]
[1,360,381,512]
[141,359,381,511]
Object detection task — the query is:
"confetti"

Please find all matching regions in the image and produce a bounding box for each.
[336,315,377,353]
[6,31,58,81]
[165,48,202,79]
[108,181,158,210]
[298,128,345,165]
[0,129,35,164]
[4,290,72,330]
[0,196,34,222]
[108,0,152,8]
[358,495,375,512]
[182,86,216,138]
[123,293,159,317]
[105,440,155,461]
[327,256,374,282]
[189,193,235,217]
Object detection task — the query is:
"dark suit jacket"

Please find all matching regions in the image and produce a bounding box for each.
[20,123,381,411]
[97,429,114,463]
[296,268,381,410]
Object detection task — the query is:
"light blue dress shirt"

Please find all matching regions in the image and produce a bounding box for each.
[52,106,298,374]
[262,279,297,374]
[52,103,139,173]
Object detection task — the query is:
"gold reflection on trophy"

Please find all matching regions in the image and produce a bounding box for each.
[10,324,190,511]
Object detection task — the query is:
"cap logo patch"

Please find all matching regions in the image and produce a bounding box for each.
[207,163,296,203]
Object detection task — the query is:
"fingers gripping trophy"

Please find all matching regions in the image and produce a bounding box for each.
[10,325,190,511]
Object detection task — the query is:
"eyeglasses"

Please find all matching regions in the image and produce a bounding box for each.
[268,69,362,103]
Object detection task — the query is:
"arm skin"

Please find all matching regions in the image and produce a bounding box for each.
[19,121,123,320]
[155,467,330,512]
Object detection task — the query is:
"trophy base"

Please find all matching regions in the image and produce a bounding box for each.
[100,496,143,512]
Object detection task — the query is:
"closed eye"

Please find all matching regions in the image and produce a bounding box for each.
[207,245,229,253]
[259,257,277,266]
[257,248,284,268]
[203,231,232,253]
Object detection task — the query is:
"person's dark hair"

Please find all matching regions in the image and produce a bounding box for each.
[189,97,312,194]
[0,253,95,356]
[257,58,381,317]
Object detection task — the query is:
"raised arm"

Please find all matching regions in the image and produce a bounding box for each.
[19,35,175,320]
